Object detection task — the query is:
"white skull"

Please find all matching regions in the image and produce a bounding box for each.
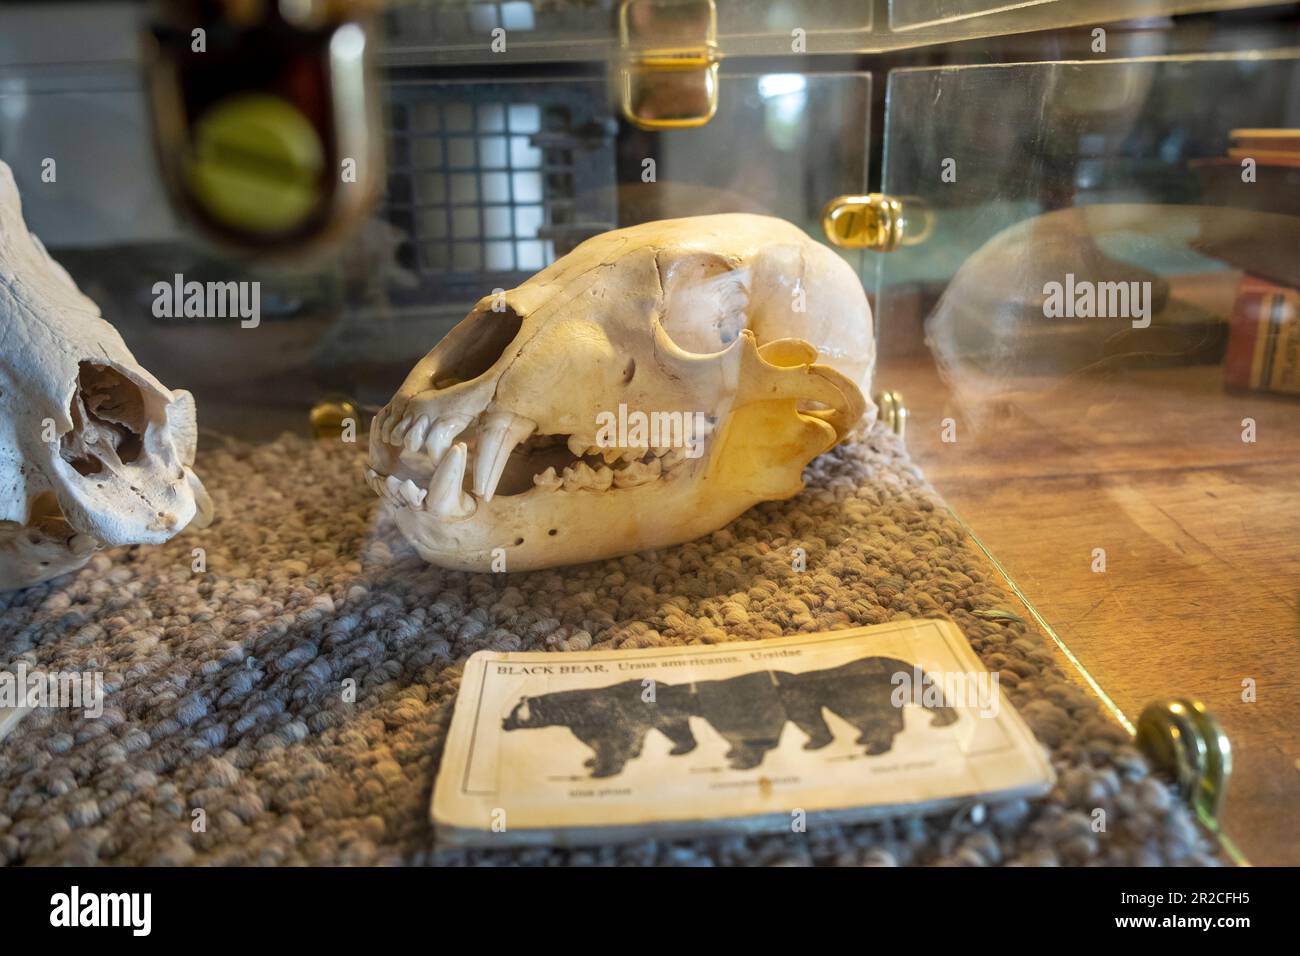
[366,214,874,572]
[0,161,211,590]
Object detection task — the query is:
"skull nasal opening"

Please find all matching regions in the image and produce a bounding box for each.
[430,306,524,390]
[61,362,148,475]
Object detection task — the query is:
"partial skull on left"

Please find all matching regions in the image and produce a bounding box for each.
[0,160,211,590]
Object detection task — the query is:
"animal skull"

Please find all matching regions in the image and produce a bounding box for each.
[0,160,211,590]
[367,214,874,572]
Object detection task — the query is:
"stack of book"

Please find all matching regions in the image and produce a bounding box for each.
[1194,129,1299,396]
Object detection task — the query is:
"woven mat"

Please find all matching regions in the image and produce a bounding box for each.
[0,425,1221,866]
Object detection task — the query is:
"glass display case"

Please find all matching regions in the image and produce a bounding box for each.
[0,0,1297,870]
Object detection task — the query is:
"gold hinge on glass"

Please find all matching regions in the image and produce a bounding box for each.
[1136,697,1232,829]
[619,0,719,130]
[873,390,909,441]
[309,394,362,440]
[821,194,934,252]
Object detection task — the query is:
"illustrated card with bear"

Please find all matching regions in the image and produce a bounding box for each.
[433,619,1054,847]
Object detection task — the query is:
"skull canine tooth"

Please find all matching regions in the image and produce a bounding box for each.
[473,411,537,501]
[426,442,476,518]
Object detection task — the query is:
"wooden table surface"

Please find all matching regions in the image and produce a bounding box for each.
[882,329,1300,865]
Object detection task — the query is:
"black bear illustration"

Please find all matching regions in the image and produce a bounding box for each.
[501,655,960,778]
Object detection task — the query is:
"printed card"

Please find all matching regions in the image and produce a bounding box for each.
[433,618,1054,847]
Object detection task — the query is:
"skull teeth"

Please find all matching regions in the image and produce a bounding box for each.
[400,478,426,508]
[423,413,472,463]
[473,411,537,501]
[533,466,562,491]
[612,456,662,488]
[366,418,707,512]
[426,442,476,518]
[403,415,432,453]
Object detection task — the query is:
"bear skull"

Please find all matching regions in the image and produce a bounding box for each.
[366,214,874,572]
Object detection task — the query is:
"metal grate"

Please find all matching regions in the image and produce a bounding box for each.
[382,82,615,305]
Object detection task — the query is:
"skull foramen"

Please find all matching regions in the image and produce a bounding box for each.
[367,214,875,572]
[0,161,210,590]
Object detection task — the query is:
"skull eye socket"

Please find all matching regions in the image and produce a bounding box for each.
[656,252,750,354]
[430,306,523,390]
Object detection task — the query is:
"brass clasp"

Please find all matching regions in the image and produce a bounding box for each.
[1136,697,1232,828]
[618,0,719,130]
[821,194,933,252]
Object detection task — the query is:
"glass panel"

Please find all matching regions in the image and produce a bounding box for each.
[637,70,870,241]
[383,0,873,62]
[889,0,1268,33]
[876,51,1300,865]
[378,0,1276,62]
[0,63,868,433]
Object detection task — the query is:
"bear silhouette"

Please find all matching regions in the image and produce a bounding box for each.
[503,680,697,777]
[501,655,961,777]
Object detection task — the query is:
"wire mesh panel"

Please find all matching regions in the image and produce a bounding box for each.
[383,80,617,305]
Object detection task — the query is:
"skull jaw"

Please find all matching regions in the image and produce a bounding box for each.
[387,392,851,573]
[391,463,760,572]
[53,462,202,546]
[0,516,99,591]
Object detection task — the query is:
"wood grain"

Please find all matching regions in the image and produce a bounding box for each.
[882,306,1300,865]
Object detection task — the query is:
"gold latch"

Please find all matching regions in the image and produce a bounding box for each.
[309,393,362,440]
[1136,697,1232,829]
[821,194,933,252]
[873,390,909,441]
[619,0,719,130]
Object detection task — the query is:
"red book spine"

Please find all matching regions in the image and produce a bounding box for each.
[1224,274,1300,395]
